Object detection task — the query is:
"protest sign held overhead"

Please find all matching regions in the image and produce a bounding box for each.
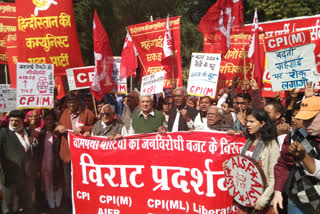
[17,63,54,109]
[69,131,246,214]
[128,16,182,88]
[111,57,127,94]
[0,3,16,64]
[66,66,95,91]
[0,84,16,112]
[15,0,83,76]
[140,70,165,95]
[187,53,221,98]
[67,57,127,94]
[264,31,320,91]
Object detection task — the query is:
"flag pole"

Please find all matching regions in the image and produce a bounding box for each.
[130,75,133,92]
[4,64,8,84]
[92,94,98,116]
[241,25,247,81]
[168,14,175,87]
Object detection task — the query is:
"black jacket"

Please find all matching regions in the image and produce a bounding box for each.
[167,106,198,132]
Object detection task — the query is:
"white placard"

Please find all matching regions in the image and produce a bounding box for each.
[187,53,221,98]
[111,57,127,94]
[0,84,16,112]
[17,63,54,108]
[141,71,165,95]
[267,44,320,91]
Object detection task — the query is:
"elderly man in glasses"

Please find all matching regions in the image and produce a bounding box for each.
[92,104,127,139]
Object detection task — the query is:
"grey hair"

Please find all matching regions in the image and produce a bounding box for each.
[101,104,115,113]
[139,94,154,102]
[175,87,188,96]
[208,105,223,116]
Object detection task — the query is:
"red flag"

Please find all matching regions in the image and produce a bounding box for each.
[198,0,244,54]
[55,76,66,100]
[248,9,262,87]
[120,31,138,79]
[90,10,114,101]
[6,34,18,88]
[162,15,174,59]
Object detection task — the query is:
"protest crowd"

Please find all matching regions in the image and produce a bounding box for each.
[0,0,320,214]
[0,77,319,213]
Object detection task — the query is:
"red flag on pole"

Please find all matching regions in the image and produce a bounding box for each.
[198,0,244,55]
[120,31,138,79]
[162,15,174,59]
[248,9,262,87]
[90,10,115,101]
[55,76,66,100]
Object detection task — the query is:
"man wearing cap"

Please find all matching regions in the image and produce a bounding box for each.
[272,96,320,214]
[0,110,37,213]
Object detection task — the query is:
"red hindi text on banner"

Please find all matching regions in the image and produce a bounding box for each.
[69,131,245,214]
[128,17,182,88]
[15,0,83,76]
[0,3,16,64]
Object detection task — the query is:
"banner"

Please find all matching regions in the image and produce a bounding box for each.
[141,70,165,95]
[6,34,18,88]
[187,53,221,98]
[67,57,127,94]
[0,84,16,112]
[17,63,54,109]
[15,0,83,76]
[69,131,246,214]
[265,31,319,91]
[128,17,182,88]
[203,14,320,94]
[0,3,16,64]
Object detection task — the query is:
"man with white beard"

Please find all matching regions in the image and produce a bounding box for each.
[0,110,37,214]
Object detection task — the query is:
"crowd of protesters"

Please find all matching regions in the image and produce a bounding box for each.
[0,76,319,214]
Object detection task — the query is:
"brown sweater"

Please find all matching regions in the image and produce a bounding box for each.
[57,108,96,163]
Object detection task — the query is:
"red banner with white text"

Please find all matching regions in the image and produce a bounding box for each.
[203,14,320,96]
[69,131,246,214]
[0,3,16,64]
[128,17,182,88]
[15,0,83,76]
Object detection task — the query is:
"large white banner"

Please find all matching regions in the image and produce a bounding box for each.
[16,63,54,108]
[187,53,221,98]
[0,84,16,112]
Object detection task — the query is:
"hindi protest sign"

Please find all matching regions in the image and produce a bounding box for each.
[69,131,246,214]
[203,14,320,95]
[67,57,127,93]
[264,31,320,91]
[0,84,16,112]
[140,70,165,95]
[187,53,221,98]
[0,3,16,64]
[16,63,54,109]
[111,57,127,94]
[128,17,182,88]
[15,0,83,75]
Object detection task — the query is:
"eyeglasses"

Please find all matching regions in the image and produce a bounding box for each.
[101,113,112,117]
[163,102,174,105]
